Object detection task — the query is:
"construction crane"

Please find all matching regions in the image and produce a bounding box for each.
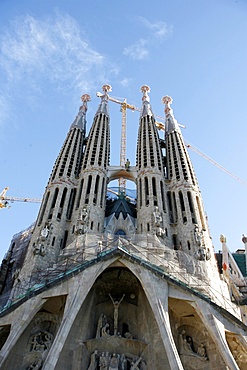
[154,123,247,186]
[97,90,186,192]
[0,187,42,209]
[97,91,136,191]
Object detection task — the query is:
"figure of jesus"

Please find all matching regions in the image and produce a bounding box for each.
[109,293,125,335]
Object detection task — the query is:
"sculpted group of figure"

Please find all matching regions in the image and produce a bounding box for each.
[96,294,127,339]
[179,330,208,361]
[26,330,54,370]
[87,350,146,370]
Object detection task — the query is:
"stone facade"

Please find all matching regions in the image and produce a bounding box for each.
[0,85,247,369]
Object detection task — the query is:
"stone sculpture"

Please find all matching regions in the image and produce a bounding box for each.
[109,294,125,335]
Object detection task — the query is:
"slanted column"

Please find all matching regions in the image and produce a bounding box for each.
[124,262,184,370]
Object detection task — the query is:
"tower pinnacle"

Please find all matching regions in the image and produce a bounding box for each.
[140,85,153,117]
[141,85,150,102]
[80,93,91,112]
[96,84,111,115]
[162,95,180,134]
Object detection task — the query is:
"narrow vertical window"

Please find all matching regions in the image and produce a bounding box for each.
[48,188,59,220]
[100,178,105,207]
[76,179,84,209]
[60,230,68,249]
[152,177,157,206]
[139,178,142,208]
[167,191,173,223]
[187,191,197,224]
[57,187,67,220]
[38,191,50,226]
[85,175,92,204]
[93,175,100,205]
[67,188,76,220]
[173,192,178,223]
[144,177,149,206]
[179,191,187,223]
[160,181,166,212]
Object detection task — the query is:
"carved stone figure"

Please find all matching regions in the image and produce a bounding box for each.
[125,159,130,170]
[40,225,49,239]
[96,313,107,338]
[120,354,127,370]
[178,330,208,361]
[153,206,164,237]
[97,241,103,254]
[76,206,89,234]
[124,331,134,339]
[130,356,142,370]
[29,331,54,352]
[101,322,110,337]
[197,343,207,359]
[33,243,46,257]
[109,353,119,369]
[88,349,99,370]
[194,225,203,247]
[27,358,43,370]
[109,294,125,335]
[99,352,108,369]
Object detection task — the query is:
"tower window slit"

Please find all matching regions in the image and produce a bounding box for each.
[60,230,68,249]
[93,175,100,205]
[139,178,142,207]
[160,181,166,212]
[76,179,84,209]
[38,191,50,226]
[152,177,157,206]
[100,178,105,207]
[179,191,187,223]
[144,177,149,206]
[48,188,59,219]
[57,187,67,220]
[167,191,174,223]
[187,191,197,224]
[173,192,178,223]
[85,175,92,204]
[67,188,77,220]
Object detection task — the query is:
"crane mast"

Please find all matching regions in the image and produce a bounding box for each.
[97,92,135,191]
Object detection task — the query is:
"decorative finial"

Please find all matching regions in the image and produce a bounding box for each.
[80,94,91,112]
[102,84,112,94]
[220,234,226,243]
[242,234,247,244]
[141,85,150,102]
[162,95,173,117]
[81,94,91,103]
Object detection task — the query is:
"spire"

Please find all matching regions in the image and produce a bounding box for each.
[140,85,154,118]
[162,95,181,134]
[70,94,91,131]
[96,84,111,116]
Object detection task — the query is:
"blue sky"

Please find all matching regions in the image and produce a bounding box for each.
[0,0,247,260]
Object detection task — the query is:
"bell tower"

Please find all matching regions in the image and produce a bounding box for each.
[136,86,170,240]
[163,96,211,257]
[70,84,111,236]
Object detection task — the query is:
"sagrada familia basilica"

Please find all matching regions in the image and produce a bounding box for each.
[0,85,246,369]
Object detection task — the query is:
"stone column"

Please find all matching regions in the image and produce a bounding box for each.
[192,300,240,370]
[124,261,184,370]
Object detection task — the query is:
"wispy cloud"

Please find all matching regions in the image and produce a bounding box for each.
[123,17,172,61]
[138,17,172,40]
[0,12,116,93]
[123,39,149,61]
